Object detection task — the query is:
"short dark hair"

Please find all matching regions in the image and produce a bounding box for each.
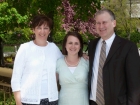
[62,32,83,57]
[31,14,53,30]
[95,8,116,20]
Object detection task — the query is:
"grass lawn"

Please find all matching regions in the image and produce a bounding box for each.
[3,45,18,52]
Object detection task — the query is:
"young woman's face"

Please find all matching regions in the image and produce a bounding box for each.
[65,35,81,56]
[33,24,51,41]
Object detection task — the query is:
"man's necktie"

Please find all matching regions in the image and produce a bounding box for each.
[96,41,106,105]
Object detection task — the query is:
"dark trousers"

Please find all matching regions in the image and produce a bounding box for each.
[89,100,97,105]
[22,98,58,105]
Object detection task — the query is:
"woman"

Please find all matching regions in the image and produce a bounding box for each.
[11,15,63,105]
[56,32,89,105]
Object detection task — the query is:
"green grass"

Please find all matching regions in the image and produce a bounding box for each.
[3,46,15,52]
[3,45,20,52]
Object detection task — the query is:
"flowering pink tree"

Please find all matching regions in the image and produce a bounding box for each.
[61,0,99,37]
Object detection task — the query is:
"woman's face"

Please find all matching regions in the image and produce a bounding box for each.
[65,35,81,56]
[33,24,51,41]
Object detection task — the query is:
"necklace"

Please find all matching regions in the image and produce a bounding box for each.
[65,56,80,67]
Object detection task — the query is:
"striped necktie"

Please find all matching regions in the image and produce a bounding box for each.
[96,40,106,105]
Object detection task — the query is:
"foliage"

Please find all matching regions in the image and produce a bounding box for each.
[116,29,140,44]
[53,31,65,44]
[52,0,99,44]
[30,0,61,16]
[102,0,140,40]
[130,30,140,43]
[82,32,95,43]
[3,0,101,44]
[6,0,33,16]
[6,0,100,20]
[3,45,15,52]
[137,43,140,48]
[0,2,28,41]
[0,92,15,105]
[51,0,100,44]
[4,27,32,45]
[6,0,62,19]
[52,8,65,43]
[68,0,100,20]
[0,0,101,45]
[59,0,99,40]
[115,30,127,39]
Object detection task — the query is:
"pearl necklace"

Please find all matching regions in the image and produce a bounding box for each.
[65,56,80,67]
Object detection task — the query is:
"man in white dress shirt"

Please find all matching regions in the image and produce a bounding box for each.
[88,8,140,105]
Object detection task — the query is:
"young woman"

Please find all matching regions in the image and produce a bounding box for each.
[56,32,89,105]
[11,15,63,105]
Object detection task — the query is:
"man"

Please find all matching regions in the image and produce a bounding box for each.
[88,9,140,105]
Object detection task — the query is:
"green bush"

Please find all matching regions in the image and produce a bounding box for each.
[130,31,140,44]
[53,31,65,44]
[137,43,140,48]
[0,92,15,105]
[115,30,127,39]
[3,28,32,45]
[115,30,140,44]
[81,33,95,44]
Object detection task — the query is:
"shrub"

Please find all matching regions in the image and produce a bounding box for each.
[0,92,15,105]
[3,28,32,45]
[53,31,65,44]
[130,31,140,44]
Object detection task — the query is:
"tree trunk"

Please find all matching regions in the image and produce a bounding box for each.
[0,38,4,66]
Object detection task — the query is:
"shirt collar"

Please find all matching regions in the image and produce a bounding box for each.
[100,33,116,44]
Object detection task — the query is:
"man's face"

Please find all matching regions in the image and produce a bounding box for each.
[95,12,116,40]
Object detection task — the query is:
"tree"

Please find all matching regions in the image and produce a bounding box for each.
[67,0,100,20]
[4,0,32,15]
[5,0,100,20]
[61,0,98,36]
[0,2,28,41]
[2,0,101,43]
[29,0,101,42]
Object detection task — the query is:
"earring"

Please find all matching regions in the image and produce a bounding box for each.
[31,34,35,40]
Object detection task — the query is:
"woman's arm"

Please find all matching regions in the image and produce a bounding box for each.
[11,43,27,104]
[83,53,89,60]
[13,91,22,105]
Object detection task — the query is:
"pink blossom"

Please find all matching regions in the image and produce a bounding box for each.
[61,0,98,37]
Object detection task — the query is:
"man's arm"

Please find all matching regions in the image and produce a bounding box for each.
[126,43,140,105]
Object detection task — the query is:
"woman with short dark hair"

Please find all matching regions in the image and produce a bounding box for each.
[11,14,63,105]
